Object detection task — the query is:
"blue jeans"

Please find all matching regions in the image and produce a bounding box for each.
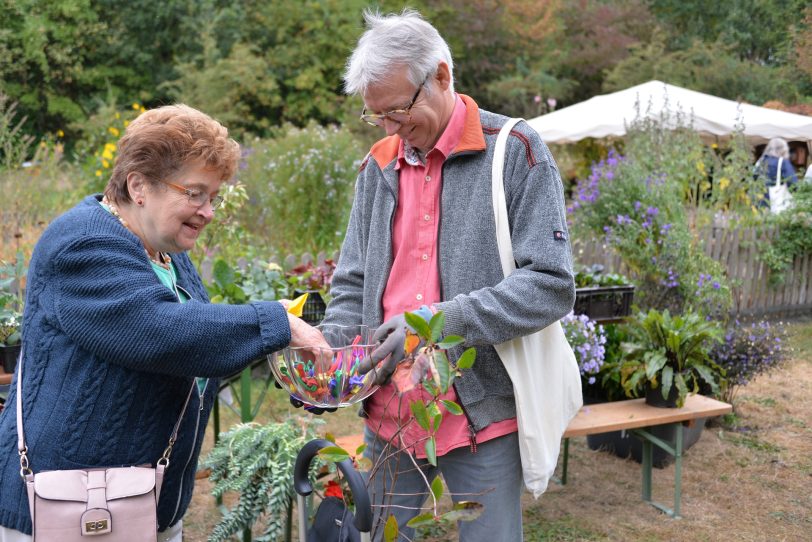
[363,427,523,541]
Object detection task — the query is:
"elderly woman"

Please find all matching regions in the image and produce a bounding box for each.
[0,104,327,541]
[756,137,799,206]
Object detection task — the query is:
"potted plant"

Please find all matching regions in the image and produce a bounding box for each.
[620,309,724,408]
[0,308,21,373]
[0,253,26,374]
[573,265,635,323]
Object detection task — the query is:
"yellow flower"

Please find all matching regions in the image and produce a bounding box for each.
[95,170,102,177]
[711,143,718,149]
[102,144,115,161]
[56,129,64,138]
[719,177,730,191]
[115,112,120,119]
[695,161,706,175]
[108,127,120,137]
[132,103,140,110]
[123,120,130,127]
[701,181,711,191]
[139,106,146,113]
[102,159,110,168]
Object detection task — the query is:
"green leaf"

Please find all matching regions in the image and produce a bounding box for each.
[644,351,668,380]
[693,363,719,393]
[213,258,235,288]
[439,501,484,523]
[355,443,367,456]
[437,335,464,349]
[434,350,451,393]
[456,347,476,369]
[661,365,674,400]
[429,311,446,343]
[675,372,689,407]
[425,437,437,466]
[411,401,431,431]
[430,406,442,433]
[406,513,436,529]
[384,514,399,541]
[441,400,463,415]
[430,477,444,501]
[405,311,432,340]
[317,446,350,463]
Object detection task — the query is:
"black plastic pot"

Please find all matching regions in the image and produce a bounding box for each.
[644,382,680,408]
[1,344,21,374]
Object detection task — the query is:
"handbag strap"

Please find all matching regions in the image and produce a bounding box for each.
[491,117,524,277]
[16,348,196,476]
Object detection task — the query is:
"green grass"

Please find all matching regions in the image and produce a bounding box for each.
[523,514,608,542]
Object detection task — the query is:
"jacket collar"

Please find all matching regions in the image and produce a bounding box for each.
[368,94,486,171]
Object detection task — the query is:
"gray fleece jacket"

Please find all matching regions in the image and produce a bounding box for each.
[322,95,575,432]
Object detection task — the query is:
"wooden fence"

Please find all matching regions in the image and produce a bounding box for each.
[573,225,812,317]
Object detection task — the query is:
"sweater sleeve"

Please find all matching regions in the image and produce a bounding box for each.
[52,233,291,378]
[435,124,575,345]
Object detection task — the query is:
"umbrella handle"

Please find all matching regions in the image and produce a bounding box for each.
[293,438,373,533]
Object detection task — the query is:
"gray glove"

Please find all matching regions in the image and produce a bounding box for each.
[360,306,433,386]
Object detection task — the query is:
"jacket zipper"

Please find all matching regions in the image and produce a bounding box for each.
[168,379,208,526]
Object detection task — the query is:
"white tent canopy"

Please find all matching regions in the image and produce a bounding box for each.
[527,80,812,147]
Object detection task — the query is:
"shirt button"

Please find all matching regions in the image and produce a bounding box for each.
[425,175,431,182]
[416,294,423,301]
[422,254,428,261]
[424,214,430,221]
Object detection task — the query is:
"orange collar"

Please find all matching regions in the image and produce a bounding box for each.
[368,94,486,170]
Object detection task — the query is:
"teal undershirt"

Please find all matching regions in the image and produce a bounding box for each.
[100,201,208,394]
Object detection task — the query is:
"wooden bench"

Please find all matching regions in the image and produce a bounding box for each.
[333,394,732,519]
[560,394,732,518]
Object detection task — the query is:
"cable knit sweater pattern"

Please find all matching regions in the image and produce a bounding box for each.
[0,195,291,534]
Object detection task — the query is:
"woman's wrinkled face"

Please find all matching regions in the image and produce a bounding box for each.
[138,162,223,254]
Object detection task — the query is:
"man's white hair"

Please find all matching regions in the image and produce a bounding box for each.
[344,9,454,96]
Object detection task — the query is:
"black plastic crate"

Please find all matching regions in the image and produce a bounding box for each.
[294,291,327,326]
[573,285,634,323]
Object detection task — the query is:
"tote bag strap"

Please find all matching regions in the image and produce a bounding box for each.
[491,117,524,276]
[776,157,784,187]
[16,349,196,473]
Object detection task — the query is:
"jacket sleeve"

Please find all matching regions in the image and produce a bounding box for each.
[436,123,575,345]
[321,166,368,328]
[52,234,291,377]
[782,159,799,187]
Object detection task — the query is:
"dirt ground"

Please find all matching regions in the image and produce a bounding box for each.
[184,319,812,541]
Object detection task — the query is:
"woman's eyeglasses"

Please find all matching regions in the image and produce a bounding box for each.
[157,179,224,210]
[360,77,428,127]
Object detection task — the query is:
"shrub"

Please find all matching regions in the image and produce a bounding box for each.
[759,183,812,284]
[709,319,790,404]
[238,122,363,256]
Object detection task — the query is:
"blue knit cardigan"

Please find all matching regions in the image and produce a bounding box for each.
[0,195,291,534]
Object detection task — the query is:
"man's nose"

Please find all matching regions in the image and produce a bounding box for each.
[383,117,402,136]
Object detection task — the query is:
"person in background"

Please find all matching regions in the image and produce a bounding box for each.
[0,104,328,542]
[321,9,574,541]
[755,137,799,205]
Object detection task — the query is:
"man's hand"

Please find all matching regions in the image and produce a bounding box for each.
[359,306,433,386]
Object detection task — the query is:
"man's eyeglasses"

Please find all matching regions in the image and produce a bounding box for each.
[360,77,427,127]
[157,179,224,210]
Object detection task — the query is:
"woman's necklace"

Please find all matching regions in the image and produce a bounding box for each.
[102,196,172,270]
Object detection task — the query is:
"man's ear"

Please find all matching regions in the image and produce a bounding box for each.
[435,61,452,91]
[126,172,147,203]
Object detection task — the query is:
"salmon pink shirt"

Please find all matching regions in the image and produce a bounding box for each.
[365,95,517,458]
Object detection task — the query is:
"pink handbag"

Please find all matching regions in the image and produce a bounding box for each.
[15,350,194,541]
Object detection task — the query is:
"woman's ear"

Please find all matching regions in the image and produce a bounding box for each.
[126,172,147,204]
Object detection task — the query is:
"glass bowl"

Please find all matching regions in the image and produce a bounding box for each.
[268,324,379,408]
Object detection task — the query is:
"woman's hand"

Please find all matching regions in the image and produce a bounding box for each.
[286,312,331,355]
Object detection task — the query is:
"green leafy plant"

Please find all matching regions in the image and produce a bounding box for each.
[620,309,724,407]
[202,417,322,542]
[313,310,483,541]
[0,251,26,347]
[759,183,812,285]
[574,264,631,288]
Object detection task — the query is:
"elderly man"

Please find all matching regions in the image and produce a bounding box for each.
[321,9,574,541]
